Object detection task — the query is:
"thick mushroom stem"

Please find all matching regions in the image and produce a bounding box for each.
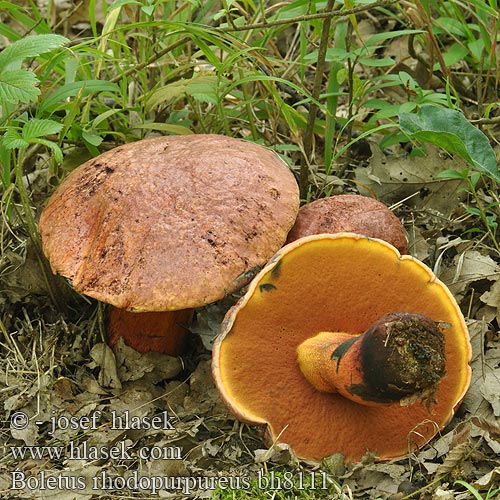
[107,308,194,356]
[296,312,446,406]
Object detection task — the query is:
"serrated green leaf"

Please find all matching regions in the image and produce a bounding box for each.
[0,69,40,103]
[32,138,63,164]
[22,118,63,140]
[2,128,29,150]
[0,34,68,72]
[146,81,186,111]
[399,105,500,182]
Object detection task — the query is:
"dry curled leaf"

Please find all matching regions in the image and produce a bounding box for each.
[471,416,500,441]
[435,442,470,476]
[88,343,122,389]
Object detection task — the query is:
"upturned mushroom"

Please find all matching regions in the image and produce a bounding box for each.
[212,233,471,462]
[39,134,299,355]
[286,194,408,254]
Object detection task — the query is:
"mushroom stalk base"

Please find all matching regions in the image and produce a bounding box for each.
[108,308,194,356]
[296,312,446,406]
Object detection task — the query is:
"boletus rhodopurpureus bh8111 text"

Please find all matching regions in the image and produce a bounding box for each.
[212,233,471,463]
[38,134,299,355]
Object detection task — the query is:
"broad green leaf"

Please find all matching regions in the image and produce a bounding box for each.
[82,130,104,147]
[0,34,68,72]
[437,168,468,180]
[22,119,63,140]
[0,69,40,103]
[442,44,469,67]
[399,105,500,182]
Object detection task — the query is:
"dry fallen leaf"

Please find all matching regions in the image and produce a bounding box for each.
[461,320,494,418]
[480,371,500,417]
[114,338,182,383]
[88,343,122,389]
[472,466,500,490]
[439,250,500,299]
[355,145,467,217]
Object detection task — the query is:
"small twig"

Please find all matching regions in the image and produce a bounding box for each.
[221,0,398,33]
[471,115,500,125]
[110,36,191,84]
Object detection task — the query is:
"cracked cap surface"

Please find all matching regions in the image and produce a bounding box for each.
[39,135,299,311]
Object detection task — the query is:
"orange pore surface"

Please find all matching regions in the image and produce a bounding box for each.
[212,233,471,463]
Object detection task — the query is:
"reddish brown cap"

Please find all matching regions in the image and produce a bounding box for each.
[286,194,408,254]
[39,135,299,311]
[212,233,471,462]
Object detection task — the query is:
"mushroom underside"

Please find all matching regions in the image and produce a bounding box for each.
[212,234,471,462]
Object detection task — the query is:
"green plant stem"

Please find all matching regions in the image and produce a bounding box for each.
[299,0,336,199]
[469,178,500,255]
[13,149,67,312]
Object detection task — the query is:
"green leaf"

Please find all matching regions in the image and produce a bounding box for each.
[133,123,193,135]
[365,29,424,46]
[22,118,63,141]
[185,75,219,104]
[39,80,121,114]
[466,207,482,217]
[2,128,29,150]
[399,105,500,182]
[0,34,68,72]
[82,130,104,147]
[0,69,40,103]
[437,168,468,180]
[146,81,186,111]
[32,138,63,164]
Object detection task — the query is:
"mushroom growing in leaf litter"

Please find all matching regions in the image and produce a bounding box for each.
[286,194,408,254]
[38,134,299,355]
[212,233,471,462]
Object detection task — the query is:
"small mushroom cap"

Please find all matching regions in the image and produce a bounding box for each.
[212,233,471,462]
[39,135,299,310]
[286,194,408,254]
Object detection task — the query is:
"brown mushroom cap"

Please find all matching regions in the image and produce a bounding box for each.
[39,135,299,311]
[212,233,471,462]
[286,194,408,254]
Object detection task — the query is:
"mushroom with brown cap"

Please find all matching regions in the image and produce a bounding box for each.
[38,134,300,355]
[286,194,408,254]
[212,233,471,462]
